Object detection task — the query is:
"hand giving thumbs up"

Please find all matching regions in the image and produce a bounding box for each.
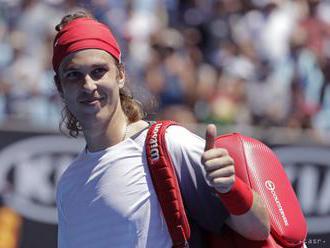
[201,124,235,194]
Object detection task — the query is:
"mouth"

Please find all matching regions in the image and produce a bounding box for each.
[79,97,105,105]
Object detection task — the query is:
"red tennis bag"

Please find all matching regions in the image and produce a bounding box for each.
[145,121,307,248]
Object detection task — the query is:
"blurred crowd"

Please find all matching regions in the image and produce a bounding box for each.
[1,0,330,130]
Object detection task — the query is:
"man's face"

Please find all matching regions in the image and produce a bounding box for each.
[57,49,124,129]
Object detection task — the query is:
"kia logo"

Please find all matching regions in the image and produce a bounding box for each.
[0,135,84,224]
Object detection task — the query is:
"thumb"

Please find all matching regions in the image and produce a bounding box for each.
[204,124,217,151]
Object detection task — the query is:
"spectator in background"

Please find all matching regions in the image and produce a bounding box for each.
[313,53,330,131]
[211,59,252,126]
[298,0,330,64]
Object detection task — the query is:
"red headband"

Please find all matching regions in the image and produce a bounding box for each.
[52,17,121,72]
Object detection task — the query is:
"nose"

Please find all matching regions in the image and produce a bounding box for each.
[82,74,97,93]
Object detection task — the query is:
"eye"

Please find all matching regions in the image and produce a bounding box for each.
[92,67,107,78]
[64,70,82,80]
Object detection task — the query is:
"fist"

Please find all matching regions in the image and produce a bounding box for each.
[201,124,235,193]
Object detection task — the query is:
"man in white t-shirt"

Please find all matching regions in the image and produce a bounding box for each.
[52,10,270,248]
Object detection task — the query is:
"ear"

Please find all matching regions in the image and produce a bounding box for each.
[54,74,64,98]
[117,63,125,89]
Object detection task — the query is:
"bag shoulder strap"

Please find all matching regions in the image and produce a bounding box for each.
[145,120,190,248]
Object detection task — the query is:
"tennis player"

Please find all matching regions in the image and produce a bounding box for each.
[53,10,270,248]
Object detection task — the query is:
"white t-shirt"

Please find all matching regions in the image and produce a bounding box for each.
[56,125,228,248]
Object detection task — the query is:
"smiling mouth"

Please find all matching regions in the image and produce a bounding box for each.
[79,97,104,105]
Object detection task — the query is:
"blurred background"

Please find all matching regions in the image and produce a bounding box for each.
[0,0,330,247]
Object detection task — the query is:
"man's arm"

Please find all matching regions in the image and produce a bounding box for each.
[202,124,270,240]
[225,191,270,240]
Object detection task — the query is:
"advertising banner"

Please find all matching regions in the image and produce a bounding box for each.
[0,130,84,248]
[273,145,330,247]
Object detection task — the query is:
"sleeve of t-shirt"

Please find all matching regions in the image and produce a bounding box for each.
[164,125,229,233]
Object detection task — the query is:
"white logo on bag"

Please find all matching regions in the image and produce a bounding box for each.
[265,180,276,191]
[149,123,162,162]
[265,180,289,226]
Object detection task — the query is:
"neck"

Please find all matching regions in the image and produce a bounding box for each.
[83,103,128,152]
